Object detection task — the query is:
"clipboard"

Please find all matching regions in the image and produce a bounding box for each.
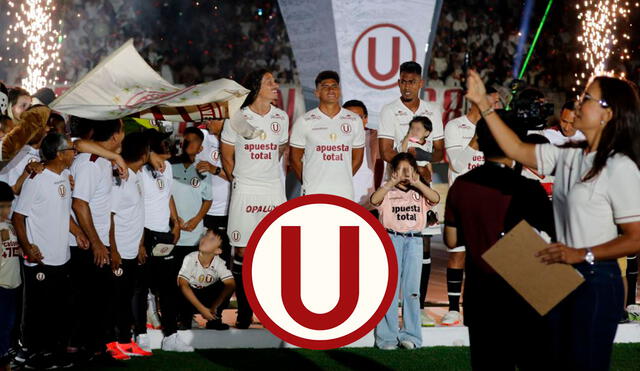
[482,220,585,316]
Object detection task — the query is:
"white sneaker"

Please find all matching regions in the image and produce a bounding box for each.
[421,311,436,327]
[399,340,416,349]
[378,344,397,350]
[161,333,194,352]
[441,310,462,326]
[627,304,640,322]
[135,334,151,352]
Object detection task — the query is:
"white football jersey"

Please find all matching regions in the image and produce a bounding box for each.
[178,251,233,289]
[196,130,230,216]
[141,161,173,233]
[290,107,365,200]
[444,115,485,185]
[111,169,144,259]
[378,98,445,148]
[221,105,289,185]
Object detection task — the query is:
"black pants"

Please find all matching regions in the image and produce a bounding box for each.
[178,281,226,326]
[548,261,624,371]
[23,264,71,354]
[69,246,112,352]
[111,258,138,344]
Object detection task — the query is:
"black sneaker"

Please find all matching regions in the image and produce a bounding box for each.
[24,352,56,370]
[206,320,230,330]
[235,320,252,329]
[13,347,32,365]
[52,353,74,369]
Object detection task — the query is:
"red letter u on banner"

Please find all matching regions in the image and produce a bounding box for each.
[281,226,360,330]
[367,36,400,81]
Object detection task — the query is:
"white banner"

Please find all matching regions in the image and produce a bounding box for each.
[50,39,249,121]
[332,0,438,129]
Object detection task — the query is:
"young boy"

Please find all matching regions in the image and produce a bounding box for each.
[178,230,236,331]
[0,181,18,370]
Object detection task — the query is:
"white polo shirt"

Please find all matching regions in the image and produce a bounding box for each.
[70,153,113,246]
[221,106,289,185]
[141,162,173,233]
[378,98,444,148]
[111,169,144,259]
[196,130,230,216]
[290,107,365,200]
[178,251,233,289]
[14,168,72,266]
[536,144,640,249]
[444,115,485,185]
[0,145,40,186]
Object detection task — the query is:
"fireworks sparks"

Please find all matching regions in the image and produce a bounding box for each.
[573,0,637,92]
[6,0,63,93]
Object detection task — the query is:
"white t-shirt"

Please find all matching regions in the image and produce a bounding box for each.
[536,144,640,249]
[377,98,445,148]
[290,107,365,200]
[353,130,375,208]
[141,162,173,233]
[220,106,289,185]
[196,130,230,216]
[178,251,233,289]
[70,153,113,246]
[543,127,586,146]
[0,145,40,186]
[111,169,144,259]
[444,115,485,185]
[15,168,72,266]
[0,220,21,288]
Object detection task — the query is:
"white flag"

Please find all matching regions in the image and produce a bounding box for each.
[50,39,249,121]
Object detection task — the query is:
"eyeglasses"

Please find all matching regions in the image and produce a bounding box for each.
[579,93,609,108]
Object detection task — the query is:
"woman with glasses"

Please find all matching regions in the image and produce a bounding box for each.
[466,69,640,370]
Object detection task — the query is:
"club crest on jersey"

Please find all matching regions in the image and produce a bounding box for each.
[190,177,201,188]
[114,268,123,277]
[412,192,421,201]
[231,230,241,242]
[270,122,281,134]
[211,150,220,162]
[341,123,352,134]
[36,272,45,281]
[157,178,165,190]
[58,184,67,198]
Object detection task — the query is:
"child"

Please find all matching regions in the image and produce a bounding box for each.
[371,152,440,350]
[178,229,236,331]
[0,182,18,370]
[400,116,433,171]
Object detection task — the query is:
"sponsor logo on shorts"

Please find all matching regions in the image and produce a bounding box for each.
[245,205,276,214]
[232,230,241,242]
[58,184,66,198]
[36,272,45,281]
[190,177,201,188]
[114,268,123,277]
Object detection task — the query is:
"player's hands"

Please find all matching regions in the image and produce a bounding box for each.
[112,155,129,180]
[75,230,90,250]
[536,242,585,265]
[137,245,147,265]
[409,168,422,186]
[196,161,215,174]
[92,241,110,267]
[181,218,198,232]
[25,244,43,264]
[465,69,490,109]
[69,175,76,192]
[388,171,402,187]
[149,152,166,173]
[24,162,44,175]
[199,307,218,321]
[111,249,122,271]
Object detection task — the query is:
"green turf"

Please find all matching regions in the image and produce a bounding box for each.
[86,344,640,370]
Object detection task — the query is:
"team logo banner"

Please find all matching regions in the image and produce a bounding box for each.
[50,39,249,122]
[280,0,439,129]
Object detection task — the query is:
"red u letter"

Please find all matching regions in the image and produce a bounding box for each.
[368,36,400,81]
[281,226,359,330]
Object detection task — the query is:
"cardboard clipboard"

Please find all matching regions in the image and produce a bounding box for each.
[482,220,585,316]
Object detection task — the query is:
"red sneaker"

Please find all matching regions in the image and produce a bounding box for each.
[118,342,153,357]
[106,342,131,360]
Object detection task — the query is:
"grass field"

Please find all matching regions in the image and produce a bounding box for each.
[86,344,640,370]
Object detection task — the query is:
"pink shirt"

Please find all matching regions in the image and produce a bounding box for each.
[377,187,433,232]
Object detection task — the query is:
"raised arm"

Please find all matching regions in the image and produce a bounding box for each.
[466,70,537,168]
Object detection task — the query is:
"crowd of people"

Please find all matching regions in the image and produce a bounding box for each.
[0,57,639,371]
